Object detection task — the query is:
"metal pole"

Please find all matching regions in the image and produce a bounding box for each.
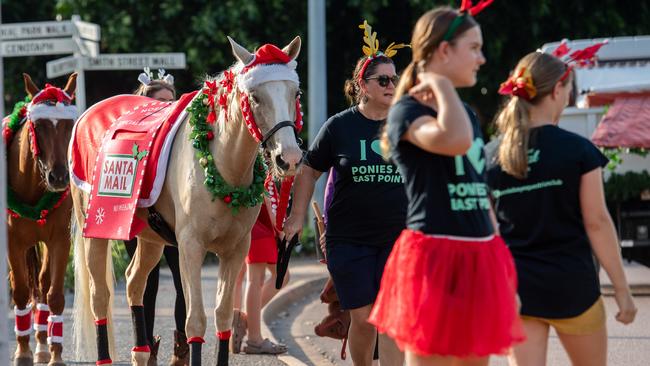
[308,0,327,214]
[71,15,86,112]
[0,3,9,363]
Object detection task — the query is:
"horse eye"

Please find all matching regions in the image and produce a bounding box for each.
[250,94,259,104]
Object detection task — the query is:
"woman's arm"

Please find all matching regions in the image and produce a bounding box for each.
[580,168,637,324]
[403,73,473,156]
[283,164,323,240]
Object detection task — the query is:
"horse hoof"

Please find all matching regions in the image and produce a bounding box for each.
[47,361,66,366]
[34,351,50,364]
[14,357,34,366]
[131,350,150,366]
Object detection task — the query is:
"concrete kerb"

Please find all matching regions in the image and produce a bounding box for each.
[262,275,329,366]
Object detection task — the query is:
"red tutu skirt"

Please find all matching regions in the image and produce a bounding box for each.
[369,229,525,357]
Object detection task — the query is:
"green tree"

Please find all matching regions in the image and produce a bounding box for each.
[2,0,649,132]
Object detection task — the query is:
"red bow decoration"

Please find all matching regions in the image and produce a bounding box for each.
[220,70,235,93]
[460,0,494,16]
[498,67,536,101]
[202,81,219,124]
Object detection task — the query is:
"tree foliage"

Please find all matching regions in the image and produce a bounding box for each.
[2,0,649,132]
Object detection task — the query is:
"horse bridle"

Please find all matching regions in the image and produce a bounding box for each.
[260,120,302,149]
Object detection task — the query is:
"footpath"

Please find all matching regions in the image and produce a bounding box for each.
[6,257,650,365]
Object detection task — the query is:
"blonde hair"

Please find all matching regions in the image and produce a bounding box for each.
[380,6,479,159]
[495,52,569,179]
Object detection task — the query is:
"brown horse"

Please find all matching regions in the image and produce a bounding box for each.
[6,73,78,366]
[70,37,303,365]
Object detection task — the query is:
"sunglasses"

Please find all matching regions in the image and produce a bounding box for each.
[365,74,399,88]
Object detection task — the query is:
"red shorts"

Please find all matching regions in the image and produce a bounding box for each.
[246,203,278,264]
[369,229,525,357]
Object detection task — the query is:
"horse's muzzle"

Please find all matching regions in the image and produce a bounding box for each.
[46,169,69,191]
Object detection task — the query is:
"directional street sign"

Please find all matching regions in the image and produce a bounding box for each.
[46,55,79,78]
[46,53,186,78]
[85,53,186,70]
[72,19,101,41]
[1,38,79,57]
[0,21,74,40]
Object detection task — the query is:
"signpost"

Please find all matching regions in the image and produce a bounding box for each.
[0,16,101,115]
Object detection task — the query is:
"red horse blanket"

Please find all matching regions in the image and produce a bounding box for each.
[69,91,197,239]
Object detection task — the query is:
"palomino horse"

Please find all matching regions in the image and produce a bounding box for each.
[6,73,78,366]
[70,37,303,365]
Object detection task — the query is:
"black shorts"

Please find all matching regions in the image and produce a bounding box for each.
[326,242,394,310]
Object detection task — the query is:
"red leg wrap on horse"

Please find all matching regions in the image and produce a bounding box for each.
[217,330,231,340]
[187,336,206,344]
[34,303,50,332]
[14,303,33,336]
[96,359,112,365]
[132,345,151,353]
[47,314,64,344]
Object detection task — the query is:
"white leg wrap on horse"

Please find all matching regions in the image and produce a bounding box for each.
[47,314,64,344]
[14,303,33,336]
[34,303,50,332]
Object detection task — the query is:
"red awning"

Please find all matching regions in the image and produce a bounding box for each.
[591,95,650,148]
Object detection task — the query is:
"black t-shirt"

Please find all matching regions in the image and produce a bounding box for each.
[304,106,407,247]
[485,125,609,318]
[386,95,493,238]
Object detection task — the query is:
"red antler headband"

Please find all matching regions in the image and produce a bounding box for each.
[552,39,608,82]
[442,0,494,41]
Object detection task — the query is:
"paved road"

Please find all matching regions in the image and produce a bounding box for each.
[280,261,650,366]
[6,259,650,365]
[7,262,286,365]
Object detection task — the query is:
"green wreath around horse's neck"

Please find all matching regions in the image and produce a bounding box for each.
[187,92,266,214]
[4,96,69,224]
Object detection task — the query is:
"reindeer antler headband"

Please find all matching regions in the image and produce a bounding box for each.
[357,20,409,81]
[138,67,175,86]
[443,0,494,41]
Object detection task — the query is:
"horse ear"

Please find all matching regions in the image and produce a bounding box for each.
[227,36,254,65]
[23,73,40,97]
[63,73,78,98]
[282,36,301,61]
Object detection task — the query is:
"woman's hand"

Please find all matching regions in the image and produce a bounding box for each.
[614,288,637,324]
[408,72,452,109]
[282,214,303,242]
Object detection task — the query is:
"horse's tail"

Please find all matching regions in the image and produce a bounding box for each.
[71,213,116,361]
[26,244,42,302]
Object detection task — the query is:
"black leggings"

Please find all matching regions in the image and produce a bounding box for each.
[124,239,186,345]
